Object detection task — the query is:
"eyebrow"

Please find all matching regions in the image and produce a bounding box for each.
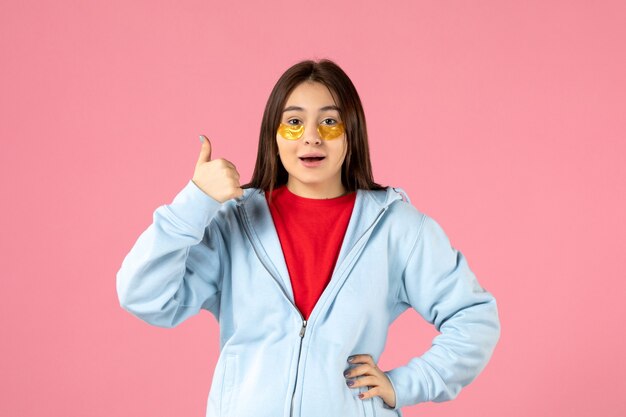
[282,105,341,113]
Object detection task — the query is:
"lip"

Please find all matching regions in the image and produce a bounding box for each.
[299,156,325,168]
[298,153,326,158]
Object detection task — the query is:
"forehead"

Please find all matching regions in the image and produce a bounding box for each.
[284,82,338,109]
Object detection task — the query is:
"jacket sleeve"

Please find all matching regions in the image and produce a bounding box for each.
[116,179,226,328]
[383,214,501,410]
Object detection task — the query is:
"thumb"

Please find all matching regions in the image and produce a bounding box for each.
[197,135,212,164]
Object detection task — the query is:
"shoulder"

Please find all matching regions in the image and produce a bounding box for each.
[379,186,427,220]
[380,188,460,253]
[360,186,429,238]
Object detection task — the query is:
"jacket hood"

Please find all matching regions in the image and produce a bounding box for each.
[236,186,410,209]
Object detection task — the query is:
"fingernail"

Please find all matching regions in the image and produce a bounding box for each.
[346,380,354,387]
[199,135,204,143]
[358,393,364,399]
[347,356,355,362]
[343,370,350,377]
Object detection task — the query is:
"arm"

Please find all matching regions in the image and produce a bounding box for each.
[116,179,227,328]
[384,215,501,409]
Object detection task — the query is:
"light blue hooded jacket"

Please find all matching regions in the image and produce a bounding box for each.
[116,180,500,417]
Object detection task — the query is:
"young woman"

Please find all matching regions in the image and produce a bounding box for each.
[116,59,500,417]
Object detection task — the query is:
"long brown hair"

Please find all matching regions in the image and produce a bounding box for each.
[242,59,386,195]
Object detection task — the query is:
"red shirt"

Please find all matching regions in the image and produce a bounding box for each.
[266,185,357,320]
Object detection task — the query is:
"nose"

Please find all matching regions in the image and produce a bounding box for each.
[303,123,322,145]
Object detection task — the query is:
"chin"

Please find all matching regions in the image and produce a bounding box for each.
[294,175,327,185]
[290,172,330,186]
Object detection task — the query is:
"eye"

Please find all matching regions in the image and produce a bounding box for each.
[321,118,338,125]
[287,118,302,126]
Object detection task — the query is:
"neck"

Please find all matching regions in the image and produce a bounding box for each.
[286,178,347,199]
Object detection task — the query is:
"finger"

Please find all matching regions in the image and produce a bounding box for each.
[358,386,381,400]
[345,363,379,378]
[223,165,240,179]
[211,158,236,171]
[197,135,212,165]
[220,158,237,170]
[344,364,366,378]
[346,375,378,388]
[227,179,242,192]
[347,354,375,366]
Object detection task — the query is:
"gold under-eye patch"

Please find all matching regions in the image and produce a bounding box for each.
[278,123,345,141]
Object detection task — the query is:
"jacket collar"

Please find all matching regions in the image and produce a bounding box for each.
[236,185,408,209]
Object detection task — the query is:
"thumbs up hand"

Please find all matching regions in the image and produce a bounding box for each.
[192,135,244,203]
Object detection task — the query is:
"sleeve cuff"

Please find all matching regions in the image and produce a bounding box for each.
[383,361,430,410]
[382,370,401,411]
[166,180,224,232]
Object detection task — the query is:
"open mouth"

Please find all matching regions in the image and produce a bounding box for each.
[299,156,325,162]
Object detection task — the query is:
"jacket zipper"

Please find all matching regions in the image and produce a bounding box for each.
[290,320,307,417]
[284,207,388,417]
[236,201,392,416]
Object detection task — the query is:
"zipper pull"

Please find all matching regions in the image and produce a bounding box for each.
[299,320,307,338]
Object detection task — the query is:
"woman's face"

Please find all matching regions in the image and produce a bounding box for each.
[276,81,348,199]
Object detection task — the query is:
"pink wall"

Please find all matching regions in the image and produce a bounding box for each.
[1,1,624,416]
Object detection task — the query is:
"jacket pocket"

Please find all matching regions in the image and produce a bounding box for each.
[219,354,238,416]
